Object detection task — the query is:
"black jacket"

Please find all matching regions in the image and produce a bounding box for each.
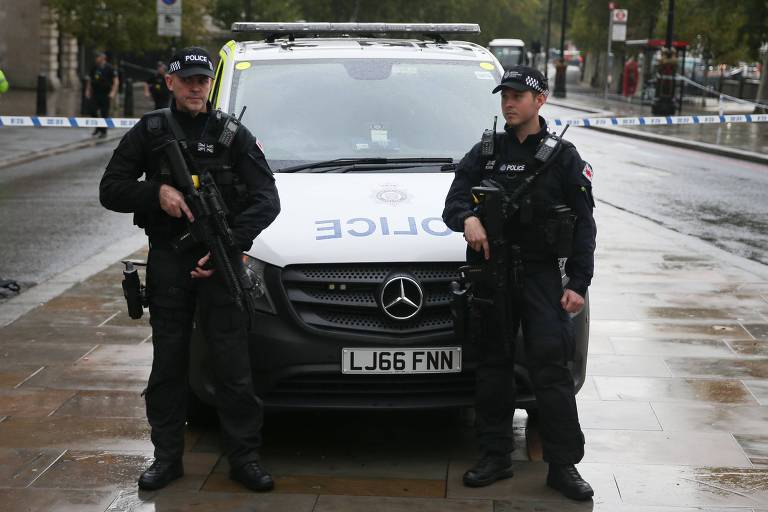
[443,117,596,296]
[99,102,280,251]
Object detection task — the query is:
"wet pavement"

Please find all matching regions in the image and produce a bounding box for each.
[0,197,767,511]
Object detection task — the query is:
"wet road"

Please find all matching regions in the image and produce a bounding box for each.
[541,103,768,266]
[0,142,134,287]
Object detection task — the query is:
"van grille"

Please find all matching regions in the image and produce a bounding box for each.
[266,371,476,408]
[281,263,461,336]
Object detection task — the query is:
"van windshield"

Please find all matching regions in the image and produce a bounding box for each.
[228,58,501,170]
[491,47,524,68]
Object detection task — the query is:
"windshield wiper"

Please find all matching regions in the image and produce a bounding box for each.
[278,157,453,173]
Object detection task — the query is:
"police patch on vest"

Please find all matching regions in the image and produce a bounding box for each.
[197,142,215,154]
[582,162,593,182]
[485,159,495,170]
[499,163,526,173]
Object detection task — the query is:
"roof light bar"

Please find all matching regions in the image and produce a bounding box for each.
[231,22,480,35]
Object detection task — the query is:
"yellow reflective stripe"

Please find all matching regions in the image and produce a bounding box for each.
[210,41,235,107]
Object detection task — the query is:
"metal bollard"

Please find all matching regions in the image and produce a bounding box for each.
[80,75,89,115]
[124,77,134,116]
[36,74,47,116]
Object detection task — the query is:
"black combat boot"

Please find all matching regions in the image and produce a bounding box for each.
[138,459,183,490]
[547,463,594,500]
[230,461,274,492]
[462,453,514,487]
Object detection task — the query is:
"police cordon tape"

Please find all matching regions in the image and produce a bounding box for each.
[1,113,767,129]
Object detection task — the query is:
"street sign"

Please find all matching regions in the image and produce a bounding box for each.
[158,13,182,37]
[157,0,182,15]
[612,9,628,23]
[612,23,627,42]
[157,0,182,37]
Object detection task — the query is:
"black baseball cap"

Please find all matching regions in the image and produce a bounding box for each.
[492,65,548,94]
[168,47,215,78]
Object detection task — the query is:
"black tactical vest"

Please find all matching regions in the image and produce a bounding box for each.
[481,132,575,260]
[138,109,249,237]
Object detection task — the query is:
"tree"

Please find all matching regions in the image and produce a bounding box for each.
[50,0,210,54]
[208,0,544,47]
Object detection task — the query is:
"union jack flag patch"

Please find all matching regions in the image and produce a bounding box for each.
[582,162,593,182]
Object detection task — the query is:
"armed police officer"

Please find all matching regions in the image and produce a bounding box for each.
[99,47,280,492]
[443,66,596,500]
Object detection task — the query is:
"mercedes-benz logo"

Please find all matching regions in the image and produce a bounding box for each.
[379,274,424,321]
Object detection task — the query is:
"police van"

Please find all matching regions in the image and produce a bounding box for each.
[190,22,589,411]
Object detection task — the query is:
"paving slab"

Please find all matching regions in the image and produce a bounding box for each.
[734,434,768,466]
[31,451,219,492]
[495,504,753,512]
[586,355,672,378]
[743,324,768,341]
[609,337,737,358]
[0,321,151,346]
[0,341,97,368]
[0,416,151,452]
[593,377,758,404]
[577,401,662,431]
[744,380,768,405]
[666,358,768,379]
[589,320,752,341]
[612,464,768,509]
[20,363,150,391]
[0,365,44,388]
[314,495,492,512]
[104,488,318,512]
[0,488,118,512]
[728,340,768,356]
[53,390,146,418]
[0,447,66,488]
[583,430,752,466]
[0,388,76,417]
[651,402,768,435]
[80,344,154,367]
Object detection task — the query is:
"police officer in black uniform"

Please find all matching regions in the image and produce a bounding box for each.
[99,47,280,492]
[144,61,172,109]
[443,66,596,500]
[86,52,118,138]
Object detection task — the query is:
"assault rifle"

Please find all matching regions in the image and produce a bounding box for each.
[158,115,258,332]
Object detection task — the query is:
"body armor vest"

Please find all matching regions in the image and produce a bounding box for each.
[137,109,250,237]
[480,133,575,259]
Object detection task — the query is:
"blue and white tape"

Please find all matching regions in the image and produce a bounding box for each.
[0,116,139,128]
[1,114,767,129]
[548,113,768,127]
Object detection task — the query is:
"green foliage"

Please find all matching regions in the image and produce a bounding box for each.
[569,0,765,65]
[49,0,766,66]
[50,0,210,54]
[209,0,544,46]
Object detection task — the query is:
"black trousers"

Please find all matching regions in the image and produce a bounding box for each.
[145,246,262,468]
[90,93,110,133]
[471,259,585,464]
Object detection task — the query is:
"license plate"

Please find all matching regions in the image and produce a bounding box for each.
[342,347,462,374]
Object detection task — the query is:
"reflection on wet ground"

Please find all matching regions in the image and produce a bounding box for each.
[0,203,767,511]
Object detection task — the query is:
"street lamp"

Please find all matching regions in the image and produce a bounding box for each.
[553,0,568,98]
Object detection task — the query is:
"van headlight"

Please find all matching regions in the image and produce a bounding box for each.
[243,255,276,314]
